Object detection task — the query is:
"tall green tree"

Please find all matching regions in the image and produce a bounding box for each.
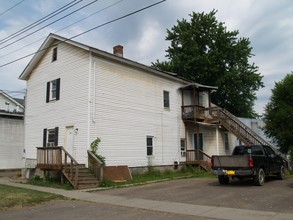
[152,10,263,117]
[263,73,293,154]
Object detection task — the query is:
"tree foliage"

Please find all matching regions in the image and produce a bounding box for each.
[152,10,264,117]
[263,73,293,154]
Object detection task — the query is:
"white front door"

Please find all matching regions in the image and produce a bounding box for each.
[65,126,74,157]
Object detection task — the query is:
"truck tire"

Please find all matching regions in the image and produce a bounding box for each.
[254,168,265,186]
[218,175,229,185]
[277,166,285,180]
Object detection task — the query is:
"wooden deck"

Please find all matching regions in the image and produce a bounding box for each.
[36,146,104,189]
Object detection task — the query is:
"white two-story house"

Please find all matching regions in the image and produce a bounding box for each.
[21,34,266,174]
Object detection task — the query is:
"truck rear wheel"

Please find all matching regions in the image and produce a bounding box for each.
[277,166,285,180]
[254,168,265,186]
[218,175,229,185]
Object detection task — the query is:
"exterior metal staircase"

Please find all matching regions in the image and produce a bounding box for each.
[208,107,272,146]
[207,107,290,168]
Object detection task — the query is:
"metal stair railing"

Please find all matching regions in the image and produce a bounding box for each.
[210,107,272,147]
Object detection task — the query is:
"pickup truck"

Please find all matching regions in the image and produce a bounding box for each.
[211,145,287,186]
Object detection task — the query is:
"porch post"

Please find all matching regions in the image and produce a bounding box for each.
[196,124,200,161]
[208,90,212,115]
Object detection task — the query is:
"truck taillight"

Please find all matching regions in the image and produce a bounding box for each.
[210,157,214,168]
[249,157,254,167]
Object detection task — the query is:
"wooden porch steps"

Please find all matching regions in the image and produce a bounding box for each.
[63,167,100,190]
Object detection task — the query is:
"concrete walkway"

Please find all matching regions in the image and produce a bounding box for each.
[1,177,292,220]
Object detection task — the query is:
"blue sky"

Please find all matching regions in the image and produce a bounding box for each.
[0,0,292,115]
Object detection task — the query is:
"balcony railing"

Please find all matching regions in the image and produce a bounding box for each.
[182,105,206,121]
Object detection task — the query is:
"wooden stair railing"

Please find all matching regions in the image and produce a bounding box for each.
[87,150,104,181]
[186,149,212,172]
[60,146,79,189]
[36,146,80,189]
[210,107,272,146]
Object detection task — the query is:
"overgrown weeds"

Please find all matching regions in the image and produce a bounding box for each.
[100,165,214,188]
[27,176,73,190]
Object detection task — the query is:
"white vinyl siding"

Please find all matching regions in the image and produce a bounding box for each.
[0,117,23,169]
[89,57,185,167]
[24,42,89,162]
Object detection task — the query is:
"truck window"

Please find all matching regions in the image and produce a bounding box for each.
[252,146,264,156]
[263,146,276,156]
[233,146,264,156]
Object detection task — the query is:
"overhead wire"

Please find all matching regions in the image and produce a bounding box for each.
[0,0,25,17]
[0,0,124,59]
[0,0,99,50]
[0,0,82,44]
[0,0,167,68]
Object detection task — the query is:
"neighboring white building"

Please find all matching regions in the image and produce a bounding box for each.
[237,117,274,147]
[0,90,24,169]
[19,34,237,169]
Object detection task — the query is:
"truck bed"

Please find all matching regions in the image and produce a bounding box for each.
[212,155,250,168]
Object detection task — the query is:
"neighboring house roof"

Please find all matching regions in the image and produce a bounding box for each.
[13,98,25,106]
[19,33,192,85]
[0,90,25,109]
[0,90,24,117]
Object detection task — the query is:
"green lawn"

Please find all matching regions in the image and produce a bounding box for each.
[0,184,65,211]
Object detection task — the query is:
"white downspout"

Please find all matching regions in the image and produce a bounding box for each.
[87,51,92,150]
[92,61,96,123]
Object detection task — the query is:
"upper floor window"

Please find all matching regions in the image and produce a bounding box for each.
[52,47,57,62]
[46,78,60,103]
[163,91,170,109]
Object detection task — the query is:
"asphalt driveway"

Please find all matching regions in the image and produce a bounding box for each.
[1,176,293,220]
[95,177,293,213]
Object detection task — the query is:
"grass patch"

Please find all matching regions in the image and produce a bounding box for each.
[27,176,73,190]
[100,165,214,188]
[0,184,65,210]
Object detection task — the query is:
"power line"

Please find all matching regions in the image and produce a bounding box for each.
[0,0,98,50]
[0,0,25,17]
[0,0,124,59]
[0,0,82,44]
[0,0,167,68]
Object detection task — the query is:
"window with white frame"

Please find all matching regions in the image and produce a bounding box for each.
[163,90,170,109]
[46,78,60,102]
[146,136,153,156]
[43,127,59,147]
[180,138,186,157]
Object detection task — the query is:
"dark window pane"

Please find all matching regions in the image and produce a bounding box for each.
[52,47,57,62]
[147,137,152,146]
[147,146,153,156]
[163,91,169,108]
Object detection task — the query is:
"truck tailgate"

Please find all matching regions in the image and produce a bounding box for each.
[213,155,249,168]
